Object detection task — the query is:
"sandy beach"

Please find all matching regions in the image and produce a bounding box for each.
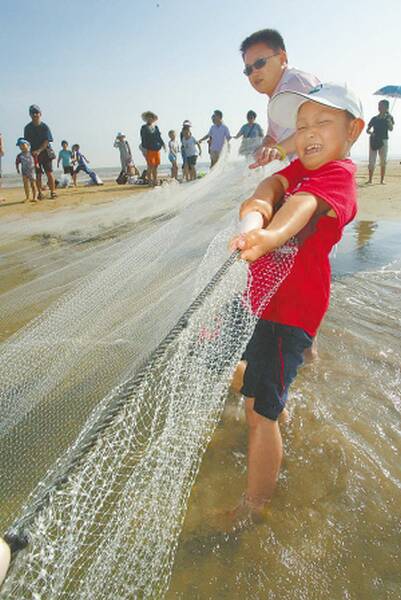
[1,161,400,222]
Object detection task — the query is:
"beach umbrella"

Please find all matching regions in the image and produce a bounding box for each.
[374,85,401,110]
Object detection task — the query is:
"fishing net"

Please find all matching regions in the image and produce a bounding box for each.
[0,156,297,598]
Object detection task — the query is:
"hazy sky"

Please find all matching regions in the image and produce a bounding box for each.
[2,0,401,171]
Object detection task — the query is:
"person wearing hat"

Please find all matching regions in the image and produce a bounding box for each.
[15,137,38,202]
[113,132,134,178]
[23,105,56,199]
[140,111,166,186]
[229,83,364,517]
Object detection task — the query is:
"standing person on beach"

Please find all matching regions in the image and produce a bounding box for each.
[230,83,364,518]
[180,120,192,180]
[114,133,133,176]
[0,133,5,202]
[15,138,38,202]
[140,111,166,186]
[233,110,264,157]
[181,128,201,181]
[57,141,74,186]
[366,100,394,184]
[240,29,320,167]
[23,105,57,199]
[199,110,231,167]
[167,130,179,179]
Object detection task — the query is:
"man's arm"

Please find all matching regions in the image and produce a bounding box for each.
[198,134,210,143]
[232,191,329,261]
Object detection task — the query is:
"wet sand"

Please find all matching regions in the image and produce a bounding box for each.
[0,179,152,219]
[1,161,400,222]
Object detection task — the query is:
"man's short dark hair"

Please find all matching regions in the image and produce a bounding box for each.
[61,140,68,146]
[214,109,223,119]
[240,29,286,56]
[379,99,390,109]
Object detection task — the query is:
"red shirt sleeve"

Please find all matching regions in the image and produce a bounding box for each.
[276,158,304,188]
[294,161,357,228]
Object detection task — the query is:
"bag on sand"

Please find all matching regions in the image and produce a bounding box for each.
[370,134,383,151]
[116,170,128,185]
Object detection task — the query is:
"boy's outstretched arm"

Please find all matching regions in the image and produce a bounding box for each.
[239,174,288,225]
[232,192,329,262]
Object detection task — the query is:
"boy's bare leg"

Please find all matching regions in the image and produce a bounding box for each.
[31,179,38,201]
[380,163,386,184]
[245,398,282,509]
[304,333,318,362]
[23,176,30,201]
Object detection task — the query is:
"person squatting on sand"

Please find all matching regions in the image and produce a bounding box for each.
[366,99,395,185]
[229,83,364,518]
[240,28,320,168]
[23,104,57,200]
[15,138,38,202]
[140,111,166,186]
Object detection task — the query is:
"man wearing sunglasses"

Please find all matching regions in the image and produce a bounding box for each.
[240,29,319,168]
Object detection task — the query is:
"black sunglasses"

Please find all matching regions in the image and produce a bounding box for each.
[243,53,280,76]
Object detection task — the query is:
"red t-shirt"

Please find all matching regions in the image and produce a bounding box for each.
[252,158,357,336]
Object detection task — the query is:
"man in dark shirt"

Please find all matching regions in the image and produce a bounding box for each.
[24,105,56,199]
[367,99,395,184]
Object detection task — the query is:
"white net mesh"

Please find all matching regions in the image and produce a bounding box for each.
[0,156,275,531]
[0,157,298,598]
[1,236,296,599]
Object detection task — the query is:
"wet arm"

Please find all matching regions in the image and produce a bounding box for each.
[235,192,329,262]
[239,174,288,225]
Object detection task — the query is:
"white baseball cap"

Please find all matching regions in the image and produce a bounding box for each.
[268,82,364,129]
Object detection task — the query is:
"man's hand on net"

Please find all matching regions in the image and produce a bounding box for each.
[249,145,282,169]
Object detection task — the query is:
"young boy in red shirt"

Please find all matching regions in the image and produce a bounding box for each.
[230,83,364,516]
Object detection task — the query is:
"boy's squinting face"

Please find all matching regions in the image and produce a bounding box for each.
[295,102,357,170]
[243,42,286,96]
[19,143,29,153]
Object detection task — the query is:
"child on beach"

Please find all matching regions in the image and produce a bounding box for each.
[15,138,38,202]
[230,83,364,517]
[181,128,201,181]
[140,111,166,186]
[71,144,102,186]
[167,130,179,179]
[57,141,74,185]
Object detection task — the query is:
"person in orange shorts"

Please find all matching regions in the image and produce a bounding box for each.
[140,111,166,186]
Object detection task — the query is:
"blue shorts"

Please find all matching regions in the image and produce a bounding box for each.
[241,321,313,421]
[168,153,177,164]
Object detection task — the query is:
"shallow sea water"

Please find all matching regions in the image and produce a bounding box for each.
[167,220,401,600]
